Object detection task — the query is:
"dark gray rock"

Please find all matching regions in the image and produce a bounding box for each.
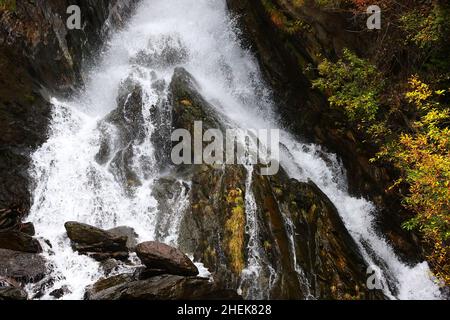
[95,79,146,191]
[87,274,241,300]
[100,258,120,276]
[0,287,28,300]
[0,249,46,283]
[64,221,129,261]
[19,222,35,236]
[0,231,42,253]
[65,222,125,246]
[49,285,71,299]
[107,226,138,251]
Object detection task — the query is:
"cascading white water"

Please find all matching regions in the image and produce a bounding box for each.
[26,0,442,300]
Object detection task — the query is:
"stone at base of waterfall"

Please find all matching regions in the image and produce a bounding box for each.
[136,241,199,277]
[49,285,71,299]
[64,222,138,261]
[107,226,138,251]
[0,276,28,300]
[0,231,42,253]
[0,286,28,300]
[0,249,47,283]
[86,274,242,300]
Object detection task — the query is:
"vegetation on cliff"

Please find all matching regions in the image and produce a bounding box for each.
[309,0,450,284]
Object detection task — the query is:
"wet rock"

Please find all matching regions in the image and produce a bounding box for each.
[65,222,124,246]
[0,287,28,300]
[85,273,135,300]
[107,226,138,251]
[169,67,223,136]
[0,276,27,300]
[152,176,190,242]
[149,98,173,168]
[86,251,129,262]
[136,242,199,277]
[49,285,71,299]
[0,207,25,231]
[100,259,120,276]
[253,171,385,300]
[0,231,42,253]
[0,249,46,283]
[179,164,250,292]
[95,79,146,191]
[19,222,35,236]
[167,67,381,299]
[64,222,128,261]
[87,274,241,300]
[96,80,145,164]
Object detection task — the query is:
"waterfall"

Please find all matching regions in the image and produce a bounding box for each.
[26,0,442,300]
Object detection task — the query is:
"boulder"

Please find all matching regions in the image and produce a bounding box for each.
[136,242,199,277]
[0,287,28,301]
[64,222,128,261]
[49,285,71,299]
[0,231,42,253]
[0,249,46,283]
[87,274,241,300]
[100,259,120,276]
[107,226,138,251]
[64,222,126,247]
[19,222,35,236]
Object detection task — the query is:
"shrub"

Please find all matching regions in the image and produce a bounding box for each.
[312,49,383,127]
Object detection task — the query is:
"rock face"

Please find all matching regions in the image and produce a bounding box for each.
[225,0,422,262]
[0,249,47,283]
[160,67,383,299]
[0,0,138,214]
[253,173,384,299]
[64,222,131,261]
[95,78,146,191]
[136,242,199,277]
[87,274,241,300]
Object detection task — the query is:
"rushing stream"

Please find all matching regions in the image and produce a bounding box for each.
[26,0,442,300]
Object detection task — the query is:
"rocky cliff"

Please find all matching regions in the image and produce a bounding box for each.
[226,0,423,263]
[0,0,137,212]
